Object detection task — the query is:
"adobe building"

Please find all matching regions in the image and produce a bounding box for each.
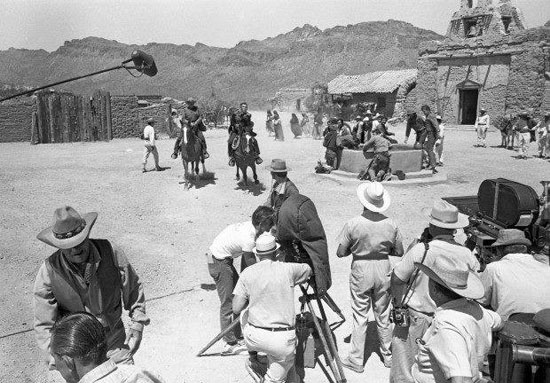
[416,0,550,124]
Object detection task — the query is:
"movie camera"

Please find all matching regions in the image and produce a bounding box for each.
[444,178,550,269]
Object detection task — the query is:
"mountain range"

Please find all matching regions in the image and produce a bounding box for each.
[0,20,444,107]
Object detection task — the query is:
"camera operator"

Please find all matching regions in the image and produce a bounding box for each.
[389,200,479,383]
[232,233,312,383]
[478,229,550,321]
[336,182,404,371]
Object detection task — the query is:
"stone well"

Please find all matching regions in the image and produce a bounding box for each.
[338,144,422,174]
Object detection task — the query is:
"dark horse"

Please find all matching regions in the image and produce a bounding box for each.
[233,128,259,186]
[173,123,205,189]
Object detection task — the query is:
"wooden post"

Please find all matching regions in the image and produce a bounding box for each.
[36,94,46,144]
[61,94,70,143]
[105,92,112,141]
[30,111,39,145]
[48,94,56,144]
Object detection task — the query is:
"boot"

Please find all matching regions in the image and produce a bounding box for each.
[203,150,210,159]
[228,157,236,167]
[255,156,263,165]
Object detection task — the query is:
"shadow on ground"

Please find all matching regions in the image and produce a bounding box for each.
[234,181,266,196]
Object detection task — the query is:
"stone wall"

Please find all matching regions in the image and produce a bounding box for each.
[110,95,139,138]
[136,104,172,138]
[0,98,35,143]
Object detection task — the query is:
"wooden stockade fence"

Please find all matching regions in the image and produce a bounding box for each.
[31,90,112,144]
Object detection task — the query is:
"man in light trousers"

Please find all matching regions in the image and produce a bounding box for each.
[337,182,404,372]
[142,117,162,172]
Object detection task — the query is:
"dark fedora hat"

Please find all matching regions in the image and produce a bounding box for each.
[266,159,290,173]
[37,206,97,249]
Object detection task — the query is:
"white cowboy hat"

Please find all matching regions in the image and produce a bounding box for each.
[421,200,469,229]
[416,250,484,300]
[253,233,281,255]
[356,182,391,213]
[37,206,97,249]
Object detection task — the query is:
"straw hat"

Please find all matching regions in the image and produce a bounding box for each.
[421,200,469,229]
[415,251,484,300]
[356,182,391,213]
[266,159,291,173]
[37,206,97,249]
[490,229,531,247]
[253,233,280,256]
[146,117,155,124]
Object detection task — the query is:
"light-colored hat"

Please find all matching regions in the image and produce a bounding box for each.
[415,251,485,300]
[147,117,155,124]
[266,159,291,173]
[490,228,531,247]
[37,206,97,249]
[436,115,442,121]
[480,107,486,113]
[356,182,391,213]
[186,97,196,104]
[253,232,280,255]
[171,109,178,115]
[362,116,370,122]
[421,200,469,229]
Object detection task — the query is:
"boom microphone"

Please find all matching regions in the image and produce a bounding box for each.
[131,50,158,77]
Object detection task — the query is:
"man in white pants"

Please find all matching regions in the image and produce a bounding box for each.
[474,108,490,148]
[233,233,312,383]
[434,115,445,166]
[142,118,162,172]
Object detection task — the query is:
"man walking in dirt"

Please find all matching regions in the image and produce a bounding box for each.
[33,206,149,368]
[183,97,209,159]
[142,118,163,172]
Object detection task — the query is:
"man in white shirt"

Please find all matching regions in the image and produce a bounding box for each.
[233,233,312,383]
[479,228,550,321]
[434,115,445,166]
[142,118,162,173]
[207,206,275,355]
[474,108,490,148]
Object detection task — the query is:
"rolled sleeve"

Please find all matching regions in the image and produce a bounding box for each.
[113,247,150,329]
[478,267,494,308]
[33,262,58,363]
[233,277,248,299]
[393,243,422,282]
[336,222,352,252]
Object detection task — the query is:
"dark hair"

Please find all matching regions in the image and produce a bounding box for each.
[240,102,248,107]
[267,110,272,115]
[501,244,528,256]
[421,105,431,112]
[51,312,107,365]
[252,206,275,233]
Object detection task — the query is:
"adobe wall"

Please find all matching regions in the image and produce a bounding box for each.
[110,95,139,139]
[136,104,172,137]
[0,98,35,143]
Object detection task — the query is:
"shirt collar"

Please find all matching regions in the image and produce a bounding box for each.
[273,180,287,194]
[436,298,469,312]
[502,253,533,261]
[79,359,117,383]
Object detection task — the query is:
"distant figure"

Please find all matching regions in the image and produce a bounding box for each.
[300,112,310,137]
[142,118,162,173]
[377,116,397,144]
[266,110,274,136]
[474,107,490,148]
[514,111,532,159]
[273,110,284,141]
[498,114,514,149]
[419,105,440,174]
[360,129,391,181]
[405,112,425,148]
[534,115,548,158]
[323,119,340,169]
[434,115,445,166]
[337,118,356,149]
[290,113,302,138]
[184,97,209,158]
[312,112,323,140]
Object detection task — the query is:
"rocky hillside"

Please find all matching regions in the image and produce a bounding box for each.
[0,20,443,107]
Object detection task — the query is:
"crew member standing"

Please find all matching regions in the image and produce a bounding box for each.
[419,105,440,173]
[233,233,312,383]
[337,182,404,372]
[33,206,149,367]
[475,107,490,148]
[207,206,275,355]
[142,118,162,172]
[183,97,209,158]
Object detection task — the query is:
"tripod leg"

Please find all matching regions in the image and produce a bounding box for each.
[322,293,346,322]
[300,286,344,383]
[316,295,347,383]
[196,317,240,356]
[316,357,335,383]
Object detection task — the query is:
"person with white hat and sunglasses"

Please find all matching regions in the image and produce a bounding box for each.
[390,200,480,383]
[411,253,502,383]
[232,233,312,383]
[337,182,404,372]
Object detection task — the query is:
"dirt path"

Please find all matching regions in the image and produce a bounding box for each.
[1,111,548,383]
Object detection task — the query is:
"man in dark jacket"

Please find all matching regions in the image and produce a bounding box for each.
[264,159,299,217]
[419,105,440,174]
[404,112,425,148]
[228,102,261,166]
[184,97,209,159]
[361,129,391,181]
[33,206,149,368]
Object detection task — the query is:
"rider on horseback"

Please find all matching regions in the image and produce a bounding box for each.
[228,102,262,167]
[183,97,209,159]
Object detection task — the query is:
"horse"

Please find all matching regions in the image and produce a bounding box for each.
[173,123,205,189]
[232,128,259,186]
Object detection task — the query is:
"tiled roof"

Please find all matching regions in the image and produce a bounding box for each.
[328,69,417,94]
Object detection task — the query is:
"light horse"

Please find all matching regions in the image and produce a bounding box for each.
[232,125,259,186]
[173,122,205,189]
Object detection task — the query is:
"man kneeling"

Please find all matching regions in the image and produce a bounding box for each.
[233,233,312,383]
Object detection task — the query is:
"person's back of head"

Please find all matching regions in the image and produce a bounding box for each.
[252,205,275,234]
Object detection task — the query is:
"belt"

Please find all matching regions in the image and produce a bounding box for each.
[250,323,295,332]
[352,254,389,261]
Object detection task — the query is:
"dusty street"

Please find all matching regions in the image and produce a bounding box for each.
[1,111,548,383]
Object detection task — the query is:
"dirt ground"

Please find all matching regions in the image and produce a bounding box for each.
[1,111,549,383]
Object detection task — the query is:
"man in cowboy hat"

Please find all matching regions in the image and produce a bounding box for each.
[337,182,404,372]
[264,159,299,216]
[390,200,479,383]
[479,228,550,321]
[474,107,490,148]
[142,117,163,172]
[228,102,261,166]
[207,206,275,356]
[360,128,391,181]
[411,253,502,383]
[233,232,312,383]
[33,206,149,367]
[513,110,533,158]
[183,97,209,159]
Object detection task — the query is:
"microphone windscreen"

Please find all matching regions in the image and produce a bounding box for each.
[131,50,158,77]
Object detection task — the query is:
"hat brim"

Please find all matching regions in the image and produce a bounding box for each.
[490,237,532,247]
[265,166,291,173]
[416,262,485,300]
[253,243,281,255]
[421,207,469,229]
[37,212,97,249]
[356,183,391,213]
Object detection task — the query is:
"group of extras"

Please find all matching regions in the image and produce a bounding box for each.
[32,157,550,383]
[314,105,445,181]
[141,99,263,173]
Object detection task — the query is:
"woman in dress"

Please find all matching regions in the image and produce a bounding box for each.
[266,110,274,136]
[300,112,310,137]
[273,110,285,141]
[290,113,302,138]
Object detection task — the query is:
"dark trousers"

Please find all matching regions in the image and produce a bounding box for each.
[197,130,207,151]
[419,130,436,169]
[208,257,241,344]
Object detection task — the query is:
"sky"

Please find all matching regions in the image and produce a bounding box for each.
[1,0,548,52]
